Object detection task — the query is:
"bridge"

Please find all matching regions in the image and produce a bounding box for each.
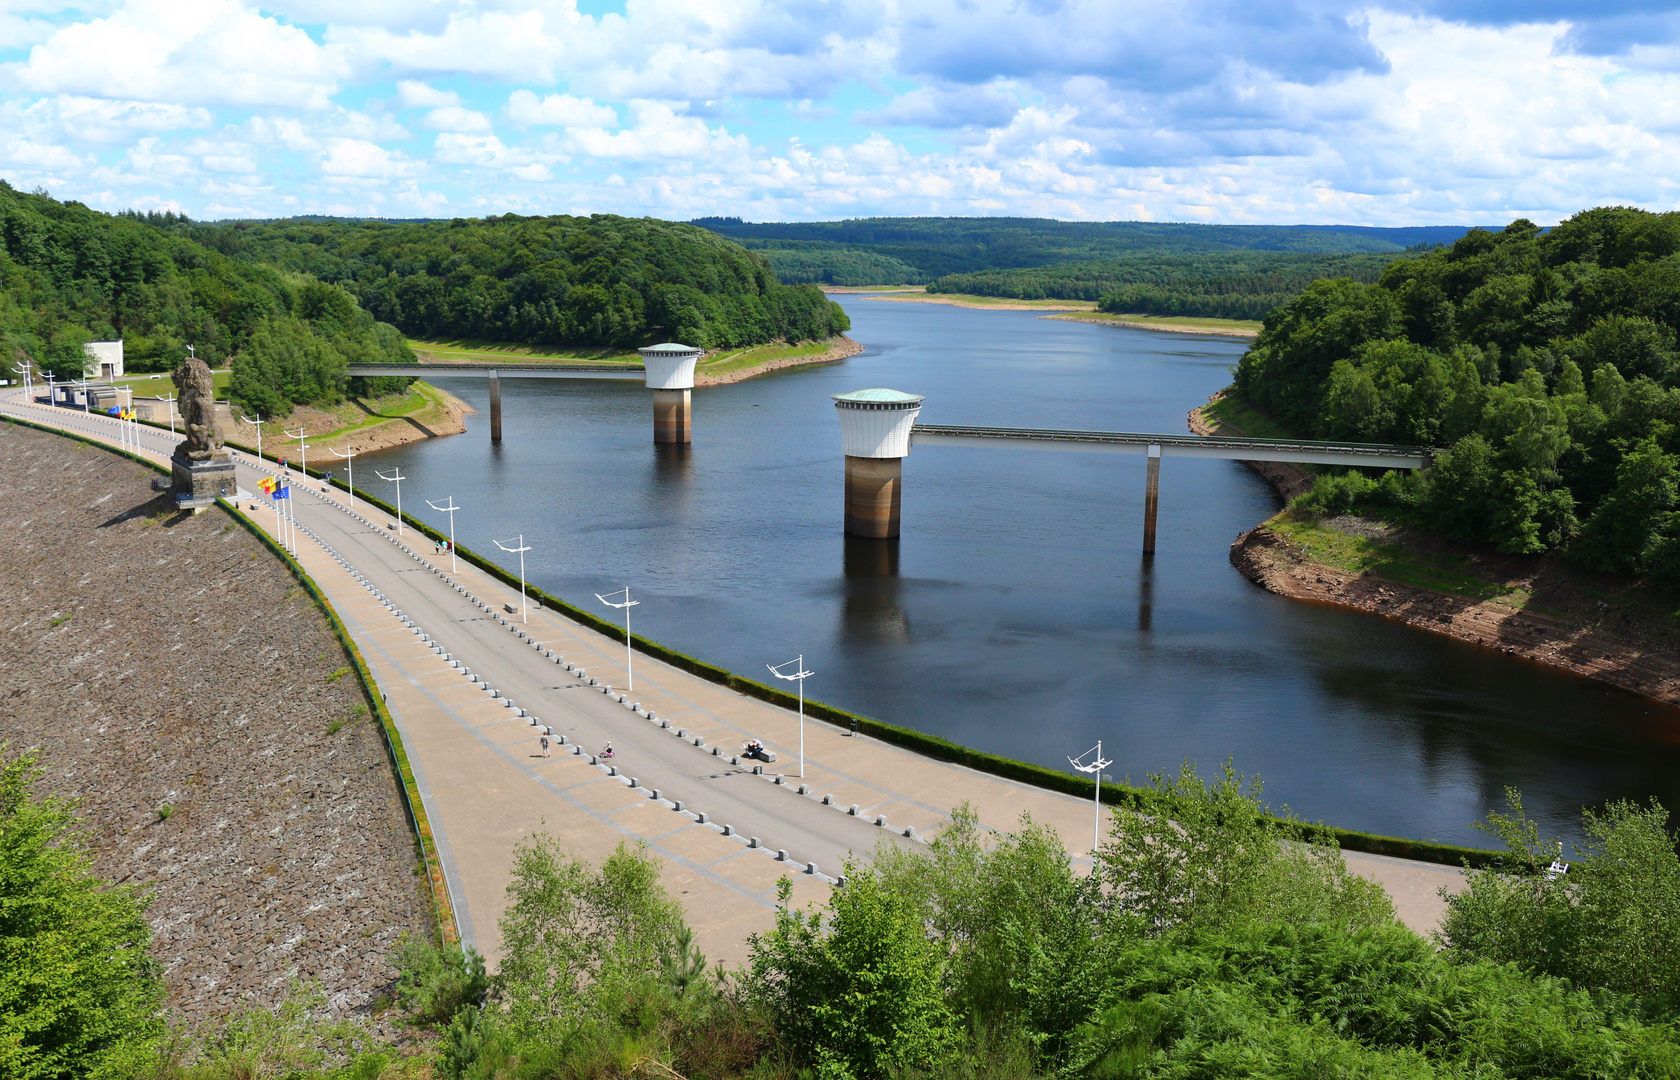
[835,391,1434,553]
[346,351,691,443]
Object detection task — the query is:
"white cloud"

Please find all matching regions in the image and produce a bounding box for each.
[396,79,458,109]
[9,0,348,109]
[505,89,617,129]
[318,137,419,178]
[422,105,491,133]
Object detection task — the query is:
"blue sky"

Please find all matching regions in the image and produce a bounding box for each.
[2,0,1678,225]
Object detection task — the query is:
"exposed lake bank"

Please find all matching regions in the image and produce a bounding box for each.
[1196,388,1680,712]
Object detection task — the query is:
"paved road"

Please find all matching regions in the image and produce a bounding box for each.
[3,390,1464,960]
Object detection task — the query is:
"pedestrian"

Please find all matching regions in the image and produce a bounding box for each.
[540,734,550,758]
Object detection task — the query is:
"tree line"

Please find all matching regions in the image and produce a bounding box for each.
[926,251,1397,319]
[694,216,1467,285]
[0,183,413,418]
[12,741,1679,1079]
[1240,207,1680,575]
[186,214,850,351]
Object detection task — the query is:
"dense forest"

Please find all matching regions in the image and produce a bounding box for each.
[694,216,1469,285]
[927,251,1397,319]
[1238,207,1680,577]
[14,743,1680,1078]
[187,214,850,350]
[0,182,413,417]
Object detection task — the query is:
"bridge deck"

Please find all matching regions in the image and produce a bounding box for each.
[347,363,645,381]
[910,424,1432,468]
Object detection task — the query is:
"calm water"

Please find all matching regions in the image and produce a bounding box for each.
[365,298,1680,848]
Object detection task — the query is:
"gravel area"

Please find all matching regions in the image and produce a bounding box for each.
[0,421,430,1028]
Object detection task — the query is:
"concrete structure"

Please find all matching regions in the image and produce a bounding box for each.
[833,389,925,538]
[905,419,1433,553]
[639,343,703,444]
[83,340,123,380]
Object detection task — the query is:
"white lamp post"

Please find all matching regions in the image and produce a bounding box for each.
[768,654,814,779]
[161,393,175,436]
[10,360,31,400]
[239,412,264,463]
[283,427,309,477]
[595,586,639,691]
[1068,742,1113,855]
[330,445,357,510]
[426,497,461,572]
[376,467,407,534]
[494,534,532,623]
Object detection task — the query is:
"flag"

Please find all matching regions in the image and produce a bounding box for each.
[259,475,276,495]
[274,483,290,500]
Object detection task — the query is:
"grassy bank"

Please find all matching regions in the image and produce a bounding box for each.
[880,291,1099,310]
[1268,516,1525,604]
[409,338,640,365]
[697,338,846,377]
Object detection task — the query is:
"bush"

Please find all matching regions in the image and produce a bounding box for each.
[393,938,489,1027]
[0,748,163,1079]
[1288,470,1374,517]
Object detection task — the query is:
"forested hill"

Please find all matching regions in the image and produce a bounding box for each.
[0,182,413,419]
[188,214,849,350]
[1238,207,1680,579]
[932,251,1397,320]
[691,216,1471,284]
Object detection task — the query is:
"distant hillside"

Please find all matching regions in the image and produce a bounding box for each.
[190,214,849,350]
[692,216,1474,285]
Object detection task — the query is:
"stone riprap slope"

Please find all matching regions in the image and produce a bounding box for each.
[0,421,428,1024]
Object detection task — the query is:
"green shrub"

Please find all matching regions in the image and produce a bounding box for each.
[393,938,489,1027]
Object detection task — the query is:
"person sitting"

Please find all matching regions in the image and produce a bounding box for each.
[601,742,615,759]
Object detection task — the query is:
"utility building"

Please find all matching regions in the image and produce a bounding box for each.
[638,343,703,443]
[833,388,924,538]
[83,340,124,379]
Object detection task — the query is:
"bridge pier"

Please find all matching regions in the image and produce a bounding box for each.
[1143,444,1161,555]
[639,344,702,444]
[488,371,502,442]
[834,389,925,539]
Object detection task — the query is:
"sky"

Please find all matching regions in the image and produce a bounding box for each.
[3,0,1680,225]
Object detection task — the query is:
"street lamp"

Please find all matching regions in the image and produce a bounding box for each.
[161,393,176,436]
[595,586,639,692]
[426,497,461,572]
[283,427,309,477]
[239,412,265,463]
[376,467,407,534]
[10,360,31,400]
[1068,741,1113,855]
[330,445,357,511]
[494,534,532,623]
[768,654,814,779]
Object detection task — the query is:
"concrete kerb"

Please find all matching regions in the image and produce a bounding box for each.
[0,413,462,945]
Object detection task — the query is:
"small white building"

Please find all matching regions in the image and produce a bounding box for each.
[83,340,124,380]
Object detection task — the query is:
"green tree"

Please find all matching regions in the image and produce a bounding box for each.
[0,749,163,1079]
[1572,437,1679,572]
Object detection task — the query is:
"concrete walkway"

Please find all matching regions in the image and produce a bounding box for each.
[2,390,1462,965]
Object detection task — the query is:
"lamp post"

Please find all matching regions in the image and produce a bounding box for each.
[283,427,309,478]
[10,360,31,400]
[239,412,265,464]
[161,393,175,436]
[426,497,461,572]
[376,467,407,534]
[494,534,532,623]
[330,446,357,511]
[595,586,639,691]
[768,654,814,779]
[1068,742,1113,855]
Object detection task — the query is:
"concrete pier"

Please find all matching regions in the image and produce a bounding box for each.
[833,389,925,539]
[1143,444,1161,555]
[488,371,502,442]
[652,388,691,443]
[639,343,703,444]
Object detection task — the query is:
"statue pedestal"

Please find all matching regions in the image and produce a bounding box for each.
[172,449,237,509]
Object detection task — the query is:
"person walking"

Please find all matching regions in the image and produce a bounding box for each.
[540,734,550,758]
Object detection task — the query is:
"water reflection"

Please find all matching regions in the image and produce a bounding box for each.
[1137,554,1155,634]
[840,536,908,645]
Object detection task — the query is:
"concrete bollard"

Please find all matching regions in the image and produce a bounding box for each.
[722,824,733,836]
[693,737,704,747]
[806,862,819,876]
[650,789,660,800]
[673,800,684,812]
[875,815,887,826]
[661,719,671,729]
[822,793,833,805]
[797,784,809,795]
[776,849,788,862]
[903,826,916,838]
[774,774,785,785]
[748,836,759,848]
[697,812,708,823]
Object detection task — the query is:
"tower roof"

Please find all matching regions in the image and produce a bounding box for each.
[640,342,702,354]
[832,388,925,406]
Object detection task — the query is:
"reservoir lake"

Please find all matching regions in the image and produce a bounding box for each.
[365,295,1680,849]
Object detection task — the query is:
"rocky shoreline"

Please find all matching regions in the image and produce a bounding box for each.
[1195,391,1680,708]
